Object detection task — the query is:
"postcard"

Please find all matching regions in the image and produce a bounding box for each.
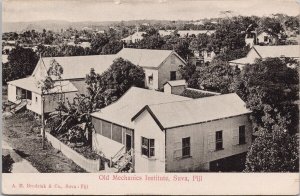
[1,0,299,195]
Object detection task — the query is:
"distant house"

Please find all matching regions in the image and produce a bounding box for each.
[121,31,146,44]
[67,41,91,48]
[256,31,277,45]
[7,48,186,114]
[229,45,300,69]
[91,87,252,172]
[202,50,216,63]
[158,30,175,37]
[177,30,216,38]
[245,32,257,48]
[191,49,216,64]
[117,48,186,90]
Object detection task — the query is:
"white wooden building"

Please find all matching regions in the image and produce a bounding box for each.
[7,48,186,114]
[229,45,300,69]
[91,87,252,172]
[117,48,186,90]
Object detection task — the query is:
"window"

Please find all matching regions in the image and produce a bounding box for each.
[264,36,268,42]
[141,137,155,158]
[148,74,153,85]
[207,52,211,58]
[182,137,190,157]
[239,126,246,144]
[170,71,176,81]
[216,131,223,150]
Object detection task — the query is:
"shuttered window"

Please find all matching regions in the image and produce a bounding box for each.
[239,125,246,144]
[216,131,223,150]
[182,137,191,157]
[141,137,155,158]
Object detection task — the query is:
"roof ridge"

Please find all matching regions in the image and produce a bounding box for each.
[148,93,236,107]
[42,54,116,59]
[122,48,173,52]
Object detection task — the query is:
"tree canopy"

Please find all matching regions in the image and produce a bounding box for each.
[179,59,240,93]
[3,46,39,84]
[234,58,299,133]
[85,57,145,108]
[245,118,299,172]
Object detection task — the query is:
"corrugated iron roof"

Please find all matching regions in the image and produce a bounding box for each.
[144,93,251,129]
[254,45,300,58]
[165,80,186,87]
[230,45,300,66]
[91,87,191,129]
[117,48,186,69]
[8,77,78,95]
[32,55,116,80]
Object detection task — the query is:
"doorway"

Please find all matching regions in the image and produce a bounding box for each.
[125,134,132,152]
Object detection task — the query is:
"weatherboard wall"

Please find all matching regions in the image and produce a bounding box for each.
[132,109,166,173]
[165,114,252,172]
[158,53,185,90]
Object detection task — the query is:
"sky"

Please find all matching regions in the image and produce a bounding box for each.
[3,0,300,22]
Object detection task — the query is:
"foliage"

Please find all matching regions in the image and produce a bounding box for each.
[2,46,38,84]
[245,119,299,172]
[68,125,86,144]
[47,59,64,80]
[234,58,299,133]
[86,58,145,107]
[47,94,93,135]
[180,59,240,93]
[180,89,215,99]
[178,62,199,88]
[138,34,165,50]
[2,154,14,173]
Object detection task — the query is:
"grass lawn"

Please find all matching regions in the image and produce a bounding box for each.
[2,85,86,173]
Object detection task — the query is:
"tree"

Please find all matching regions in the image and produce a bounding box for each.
[197,59,240,93]
[3,46,39,84]
[234,58,299,133]
[101,40,123,54]
[87,57,145,107]
[178,62,199,88]
[138,34,165,49]
[258,16,284,36]
[245,117,299,172]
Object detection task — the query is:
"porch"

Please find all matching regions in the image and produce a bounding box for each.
[92,132,134,172]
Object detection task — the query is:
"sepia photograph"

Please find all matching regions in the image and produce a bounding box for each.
[1,0,299,194]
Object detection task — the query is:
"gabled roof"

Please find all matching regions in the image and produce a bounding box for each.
[164,80,186,87]
[32,55,116,80]
[116,48,186,69]
[132,93,251,129]
[91,87,191,129]
[254,45,300,58]
[229,45,300,66]
[8,77,78,95]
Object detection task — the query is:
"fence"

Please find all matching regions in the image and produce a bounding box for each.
[45,132,101,173]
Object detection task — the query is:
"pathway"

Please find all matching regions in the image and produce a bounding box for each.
[2,140,39,173]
